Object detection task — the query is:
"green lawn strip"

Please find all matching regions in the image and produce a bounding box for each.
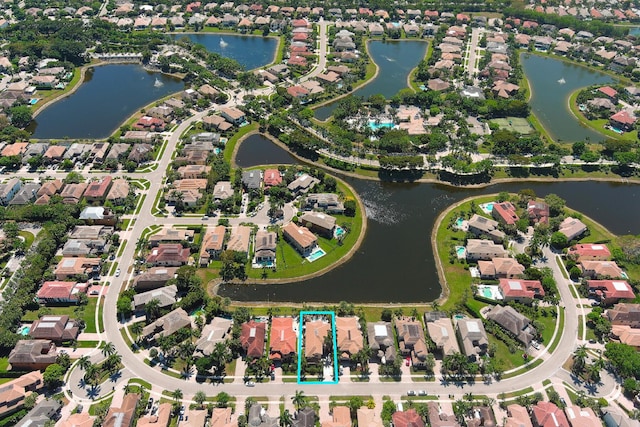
[379,376,402,382]
[224,122,258,163]
[501,387,534,399]
[543,379,551,386]
[578,315,584,340]
[82,297,99,333]
[403,395,439,401]
[135,194,148,215]
[501,359,544,379]
[75,340,99,348]
[117,240,128,257]
[120,219,131,230]
[109,262,119,276]
[555,257,569,280]
[546,307,565,354]
[89,396,113,416]
[538,308,557,346]
[0,357,9,372]
[151,188,167,216]
[120,327,134,350]
[18,231,34,250]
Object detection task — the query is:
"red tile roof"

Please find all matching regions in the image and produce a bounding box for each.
[499,279,545,299]
[392,410,425,427]
[492,201,519,225]
[532,402,569,427]
[83,176,112,199]
[37,281,87,302]
[269,317,297,359]
[588,280,635,300]
[241,320,266,358]
[568,244,611,260]
[610,110,636,125]
[263,169,282,187]
[599,86,618,98]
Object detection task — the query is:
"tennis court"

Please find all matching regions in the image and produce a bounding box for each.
[491,117,534,134]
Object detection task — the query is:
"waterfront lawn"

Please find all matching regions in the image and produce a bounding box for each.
[436,195,496,312]
[225,122,258,164]
[568,90,638,142]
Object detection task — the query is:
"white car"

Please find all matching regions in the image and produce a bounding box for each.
[115,268,121,277]
[246,381,255,387]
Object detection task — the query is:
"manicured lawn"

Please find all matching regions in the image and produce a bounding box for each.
[23,305,77,321]
[18,231,34,250]
[537,308,557,345]
[84,297,98,333]
[0,357,9,372]
[434,195,496,311]
[224,122,258,164]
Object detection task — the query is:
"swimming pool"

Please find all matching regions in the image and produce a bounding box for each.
[18,325,30,336]
[306,247,326,262]
[29,98,39,105]
[455,246,466,259]
[455,218,464,228]
[334,226,345,238]
[479,202,495,214]
[368,120,394,131]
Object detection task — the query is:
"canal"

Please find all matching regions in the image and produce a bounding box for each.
[314,40,428,121]
[224,139,640,304]
[521,53,615,143]
[30,65,183,139]
[173,33,278,70]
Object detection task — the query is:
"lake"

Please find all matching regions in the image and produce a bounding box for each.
[235,133,298,167]
[173,33,278,70]
[314,40,428,120]
[221,140,640,304]
[30,65,183,139]
[521,54,614,142]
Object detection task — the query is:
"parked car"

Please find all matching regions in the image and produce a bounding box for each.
[246,381,255,387]
[115,268,121,277]
[407,390,416,396]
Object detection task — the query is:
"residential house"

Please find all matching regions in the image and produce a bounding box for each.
[9,182,40,205]
[568,244,611,262]
[393,410,425,427]
[106,143,130,160]
[178,165,211,179]
[467,214,505,243]
[610,325,640,348]
[335,317,364,361]
[587,280,635,304]
[1,142,28,158]
[15,398,61,427]
[195,317,233,356]
[581,261,624,279]
[305,319,331,362]
[54,257,100,280]
[9,340,57,370]
[132,285,178,312]
[532,402,569,427]
[37,179,63,197]
[83,177,113,202]
[425,316,460,356]
[227,226,251,256]
[357,407,382,427]
[0,178,23,206]
[79,206,117,226]
[60,182,88,204]
[304,193,344,214]
[498,279,545,303]
[427,402,460,427]
[527,201,549,224]
[240,320,266,358]
[148,227,194,247]
[559,217,587,241]
[203,115,233,132]
[0,371,44,418]
[466,239,507,261]
[248,404,279,427]
[22,143,48,165]
[254,230,277,265]
[283,222,317,257]
[106,179,131,204]
[478,258,525,280]
[219,107,246,125]
[146,244,190,266]
[491,201,519,226]
[505,405,531,427]
[456,318,488,361]
[367,322,396,363]
[607,303,640,327]
[610,110,636,132]
[287,174,319,194]
[299,212,336,238]
[213,181,234,201]
[134,267,177,291]
[199,225,227,266]
[322,406,351,427]
[36,281,88,304]
[486,305,537,346]
[263,169,282,187]
[269,317,297,361]
[395,317,429,369]
[242,170,262,191]
[292,408,315,427]
[137,402,171,427]
[58,413,95,427]
[599,86,618,101]
[565,405,602,427]
[104,393,140,427]
[29,315,80,343]
[142,308,191,342]
[209,407,235,427]
[128,143,153,163]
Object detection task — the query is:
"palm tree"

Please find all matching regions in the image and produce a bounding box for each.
[77,355,92,371]
[572,345,588,374]
[107,353,123,373]
[291,390,307,411]
[100,341,116,358]
[130,322,143,342]
[171,388,183,403]
[194,391,207,408]
[84,364,100,387]
[279,409,293,427]
[146,298,161,322]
